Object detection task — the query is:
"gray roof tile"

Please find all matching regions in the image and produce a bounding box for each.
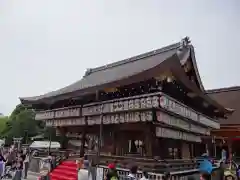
[20,42,181,102]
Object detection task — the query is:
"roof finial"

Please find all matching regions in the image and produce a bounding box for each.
[180,36,191,47]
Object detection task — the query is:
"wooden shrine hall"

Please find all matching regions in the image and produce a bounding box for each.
[20,37,233,167]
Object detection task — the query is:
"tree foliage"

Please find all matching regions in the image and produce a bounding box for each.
[0,116,8,134]
[1,104,41,144]
[1,104,60,145]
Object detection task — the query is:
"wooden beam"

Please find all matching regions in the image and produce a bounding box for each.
[212,130,240,137]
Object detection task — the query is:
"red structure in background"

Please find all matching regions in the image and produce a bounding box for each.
[207,87,240,158]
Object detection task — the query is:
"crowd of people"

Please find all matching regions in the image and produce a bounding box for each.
[103,154,216,180]
[0,145,29,180]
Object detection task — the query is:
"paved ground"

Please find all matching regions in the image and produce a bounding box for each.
[5,172,39,180]
[26,172,39,180]
[26,174,38,180]
[6,175,38,180]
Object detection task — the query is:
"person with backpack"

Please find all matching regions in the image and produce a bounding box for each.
[199,154,213,180]
[105,163,119,180]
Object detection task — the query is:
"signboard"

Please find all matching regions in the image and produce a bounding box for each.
[46,111,153,127]
[82,95,159,116]
[159,96,198,121]
[88,111,152,125]
[45,118,85,127]
[55,107,81,118]
[35,111,54,120]
[36,108,81,120]
[155,127,201,142]
[159,95,219,129]
[157,112,210,135]
[37,92,219,130]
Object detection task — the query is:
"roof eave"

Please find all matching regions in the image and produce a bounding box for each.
[20,50,231,118]
[189,45,205,91]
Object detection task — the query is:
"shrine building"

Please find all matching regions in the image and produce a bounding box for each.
[20,37,233,164]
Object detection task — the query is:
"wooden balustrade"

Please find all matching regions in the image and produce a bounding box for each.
[88,164,221,180]
[86,153,198,173]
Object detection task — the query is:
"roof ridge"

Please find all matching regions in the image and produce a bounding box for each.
[206,86,240,94]
[84,42,181,76]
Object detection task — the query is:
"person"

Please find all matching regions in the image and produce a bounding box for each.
[162,171,171,180]
[0,153,6,178]
[48,153,56,171]
[219,162,225,180]
[78,159,89,180]
[105,163,119,180]
[127,165,138,180]
[12,155,23,180]
[199,154,213,180]
[200,173,211,180]
[6,148,16,167]
[221,148,227,162]
[140,171,149,180]
[22,150,29,179]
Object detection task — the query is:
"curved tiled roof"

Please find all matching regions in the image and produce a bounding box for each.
[19,37,218,113]
[20,41,183,103]
[206,86,240,124]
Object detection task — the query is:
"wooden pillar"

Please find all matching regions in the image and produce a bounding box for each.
[80,116,87,157]
[205,140,209,156]
[112,128,116,155]
[56,127,68,149]
[189,143,194,158]
[115,132,124,156]
[144,124,153,157]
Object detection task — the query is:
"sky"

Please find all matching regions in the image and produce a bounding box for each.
[0,0,239,115]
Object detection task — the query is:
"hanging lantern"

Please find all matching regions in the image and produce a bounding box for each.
[155,75,167,81]
[155,71,173,81]
[167,76,173,83]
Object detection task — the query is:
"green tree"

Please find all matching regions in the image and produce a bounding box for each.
[1,104,61,145]
[1,104,40,145]
[0,116,8,134]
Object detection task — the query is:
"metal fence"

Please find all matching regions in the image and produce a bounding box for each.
[88,165,221,180]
